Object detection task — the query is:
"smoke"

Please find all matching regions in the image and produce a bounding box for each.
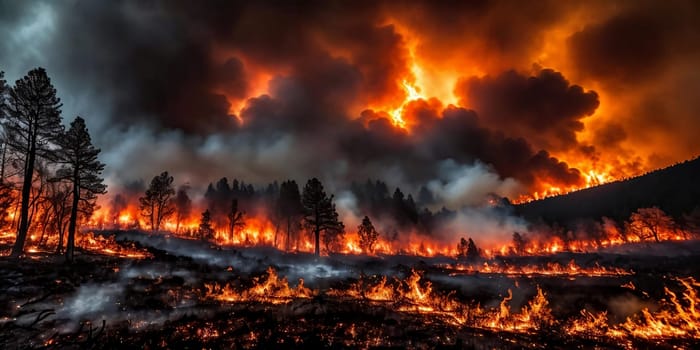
[427,160,520,209]
[1,0,699,210]
[57,283,123,322]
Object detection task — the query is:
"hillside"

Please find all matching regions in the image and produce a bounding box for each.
[515,156,700,224]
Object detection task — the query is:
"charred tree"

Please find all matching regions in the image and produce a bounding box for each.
[512,232,528,254]
[277,180,303,251]
[174,184,192,233]
[227,198,245,242]
[358,215,379,254]
[302,178,344,256]
[45,181,70,253]
[457,237,481,261]
[139,172,175,231]
[626,206,675,242]
[198,209,214,241]
[3,68,64,257]
[0,71,8,182]
[54,116,107,262]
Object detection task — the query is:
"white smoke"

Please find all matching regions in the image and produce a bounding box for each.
[427,159,521,209]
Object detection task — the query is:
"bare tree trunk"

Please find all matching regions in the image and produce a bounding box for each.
[65,170,80,262]
[314,226,320,257]
[11,140,36,258]
[286,216,291,252]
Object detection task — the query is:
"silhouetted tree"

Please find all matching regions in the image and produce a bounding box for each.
[139,171,175,231]
[392,187,406,225]
[0,71,8,182]
[0,182,14,230]
[358,215,379,254]
[277,180,303,251]
[626,207,675,242]
[227,198,245,241]
[54,116,107,262]
[4,68,64,257]
[457,237,468,258]
[512,232,527,254]
[322,223,345,254]
[198,209,214,241]
[457,237,481,260]
[466,238,481,260]
[45,181,70,253]
[302,178,344,256]
[174,185,192,233]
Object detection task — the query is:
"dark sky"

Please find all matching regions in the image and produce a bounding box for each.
[1,0,699,203]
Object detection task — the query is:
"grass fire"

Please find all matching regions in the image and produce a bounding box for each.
[2,1,700,348]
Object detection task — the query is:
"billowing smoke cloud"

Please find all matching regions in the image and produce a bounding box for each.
[456,69,599,152]
[426,160,520,209]
[1,0,698,205]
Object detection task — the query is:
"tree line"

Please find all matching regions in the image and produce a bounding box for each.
[0,68,106,261]
[123,171,474,257]
[135,172,347,256]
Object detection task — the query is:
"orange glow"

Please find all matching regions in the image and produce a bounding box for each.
[442,260,632,277]
[203,267,700,341]
[205,267,315,304]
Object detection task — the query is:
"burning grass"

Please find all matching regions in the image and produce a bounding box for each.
[1,232,700,349]
[203,266,700,344]
[441,259,632,277]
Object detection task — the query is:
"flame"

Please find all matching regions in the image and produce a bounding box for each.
[202,265,700,342]
[205,267,315,304]
[442,259,632,277]
[388,80,425,129]
[76,232,152,259]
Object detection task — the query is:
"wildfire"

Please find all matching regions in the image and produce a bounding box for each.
[205,267,315,304]
[203,266,700,342]
[76,232,152,259]
[442,259,632,277]
[389,80,425,129]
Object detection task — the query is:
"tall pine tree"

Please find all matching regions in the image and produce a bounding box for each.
[55,116,107,262]
[227,198,245,242]
[139,171,175,231]
[4,68,64,257]
[277,180,303,251]
[358,215,379,254]
[302,178,344,256]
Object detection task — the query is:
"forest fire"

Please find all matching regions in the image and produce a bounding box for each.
[205,267,315,305]
[199,265,700,343]
[441,260,632,277]
[2,1,700,348]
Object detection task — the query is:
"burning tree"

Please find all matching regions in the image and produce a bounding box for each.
[45,180,71,252]
[174,184,192,233]
[457,237,481,260]
[139,171,175,231]
[227,198,245,242]
[277,180,303,251]
[511,232,528,254]
[3,68,64,257]
[0,182,13,230]
[358,215,379,253]
[54,116,107,261]
[198,209,214,241]
[302,178,344,256]
[626,207,675,242]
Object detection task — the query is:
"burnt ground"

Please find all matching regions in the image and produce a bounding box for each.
[1,232,700,349]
